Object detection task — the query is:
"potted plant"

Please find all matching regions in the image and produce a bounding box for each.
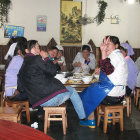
[0,0,11,27]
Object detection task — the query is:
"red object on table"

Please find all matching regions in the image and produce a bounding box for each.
[0,119,54,140]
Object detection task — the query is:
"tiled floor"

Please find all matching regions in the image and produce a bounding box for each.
[22,99,140,140]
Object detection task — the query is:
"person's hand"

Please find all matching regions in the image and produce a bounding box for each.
[100,36,110,59]
[74,62,82,67]
[58,62,64,66]
[53,60,58,64]
[100,36,110,52]
[40,51,48,59]
[94,67,100,75]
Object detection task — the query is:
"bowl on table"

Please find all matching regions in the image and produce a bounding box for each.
[94,74,99,80]
[73,73,82,79]
[55,74,64,81]
[61,78,68,84]
[82,76,93,84]
[61,71,69,77]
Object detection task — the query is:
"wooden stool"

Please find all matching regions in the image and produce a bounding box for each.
[43,104,67,135]
[5,99,30,123]
[124,96,131,117]
[135,88,140,106]
[97,104,123,133]
[0,107,22,123]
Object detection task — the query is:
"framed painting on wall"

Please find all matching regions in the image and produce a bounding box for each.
[60,1,82,46]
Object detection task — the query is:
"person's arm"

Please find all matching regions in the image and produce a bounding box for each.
[72,52,82,67]
[100,58,114,75]
[37,56,57,77]
[88,54,96,70]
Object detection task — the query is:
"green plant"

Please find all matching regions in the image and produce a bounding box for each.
[96,0,108,25]
[0,0,11,27]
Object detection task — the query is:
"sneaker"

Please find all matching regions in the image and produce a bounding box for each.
[101,113,112,123]
[80,119,96,128]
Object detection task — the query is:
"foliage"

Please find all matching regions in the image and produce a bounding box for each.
[0,0,11,27]
[96,0,108,25]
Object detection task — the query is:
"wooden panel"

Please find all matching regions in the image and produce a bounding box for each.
[133,48,140,61]
[0,45,8,64]
[1,41,140,72]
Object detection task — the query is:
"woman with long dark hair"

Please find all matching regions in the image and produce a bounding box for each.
[5,37,27,98]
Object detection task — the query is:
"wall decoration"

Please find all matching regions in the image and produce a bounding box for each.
[37,15,47,32]
[111,15,120,24]
[4,24,24,38]
[0,0,11,28]
[60,1,82,46]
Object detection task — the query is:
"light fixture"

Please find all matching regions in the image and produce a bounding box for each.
[78,0,95,25]
[78,0,107,25]
[122,0,140,4]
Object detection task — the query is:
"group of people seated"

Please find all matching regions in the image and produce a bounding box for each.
[3,35,140,128]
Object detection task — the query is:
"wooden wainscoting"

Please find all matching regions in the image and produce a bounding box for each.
[0,44,140,72]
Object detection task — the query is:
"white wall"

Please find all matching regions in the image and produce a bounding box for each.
[0,0,140,48]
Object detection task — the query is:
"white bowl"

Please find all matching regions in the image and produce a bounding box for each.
[94,74,99,80]
[61,78,68,84]
[55,74,64,80]
[73,73,82,78]
[82,76,92,84]
[0,65,5,70]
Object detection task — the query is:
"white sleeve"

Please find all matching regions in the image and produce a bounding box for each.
[88,53,96,70]
[72,52,81,66]
[135,57,140,71]
[61,56,66,66]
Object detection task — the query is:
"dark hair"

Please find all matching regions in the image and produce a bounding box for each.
[5,37,27,69]
[7,37,17,48]
[82,45,91,52]
[106,35,120,46]
[40,46,47,52]
[14,37,27,56]
[27,40,39,52]
[118,46,127,53]
[48,46,59,51]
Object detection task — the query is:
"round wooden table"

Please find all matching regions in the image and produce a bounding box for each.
[0,119,54,140]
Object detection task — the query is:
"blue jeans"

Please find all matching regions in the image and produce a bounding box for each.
[40,86,86,119]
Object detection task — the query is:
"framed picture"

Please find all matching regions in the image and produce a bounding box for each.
[37,15,47,32]
[60,1,82,46]
[4,24,24,38]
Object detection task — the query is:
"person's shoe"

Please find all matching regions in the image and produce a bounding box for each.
[80,119,96,128]
[101,113,112,123]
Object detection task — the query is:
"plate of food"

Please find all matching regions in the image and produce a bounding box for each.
[68,76,82,81]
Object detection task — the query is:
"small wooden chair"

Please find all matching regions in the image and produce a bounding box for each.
[135,87,140,106]
[0,107,22,123]
[124,96,131,117]
[43,104,67,135]
[97,104,123,133]
[5,99,30,123]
